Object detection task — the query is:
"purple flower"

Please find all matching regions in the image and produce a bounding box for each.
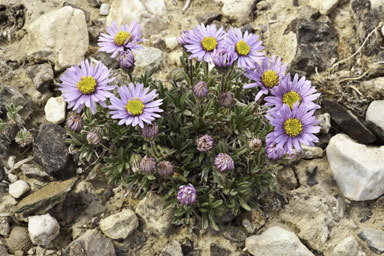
[119,50,135,71]
[267,103,320,152]
[214,153,234,172]
[265,74,320,112]
[177,30,191,47]
[265,132,286,160]
[66,114,82,132]
[225,28,264,69]
[59,59,115,114]
[184,24,226,62]
[158,161,174,177]
[142,123,159,139]
[177,184,197,206]
[98,21,144,58]
[140,156,156,174]
[109,83,163,128]
[87,127,103,145]
[243,56,287,101]
[196,134,214,152]
[193,81,208,98]
[211,48,236,70]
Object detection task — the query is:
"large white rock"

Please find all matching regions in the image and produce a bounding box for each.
[44,97,66,124]
[99,209,139,240]
[366,100,384,140]
[27,6,89,71]
[107,0,168,37]
[326,134,384,201]
[245,226,314,256]
[308,0,341,15]
[214,0,256,24]
[332,236,366,256]
[134,47,163,74]
[9,180,30,199]
[28,214,60,246]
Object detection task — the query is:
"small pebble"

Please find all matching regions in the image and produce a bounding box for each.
[100,3,109,16]
[9,180,30,199]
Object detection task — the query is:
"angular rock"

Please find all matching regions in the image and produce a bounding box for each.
[210,243,232,256]
[63,2,90,23]
[223,226,247,242]
[9,180,30,199]
[323,100,376,144]
[27,6,88,71]
[286,19,338,74]
[326,134,384,201]
[165,36,178,51]
[20,163,52,180]
[95,51,119,69]
[26,63,54,93]
[107,0,168,37]
[245,226,314,256]
[366,100,384,141]
[0,86,26,118]
[358,228,384,254]
[160,240,183,256]
[63,229,115,256]
[6,226,33,253]
[28,214,60,246]
[100,3,109,16]
[135,192,173,234]
[44,97,66,124]
[33,123,69,175]
[13,178,77,216]
[351,0,379,56]
[277,167,298,190]
[316,113,331,134]
[134,47,163,74]
[214,0,255,25]
[301,145,324,159]
[196,12,222,25]
[298,5,320,20]
[0,216,11,237]
[333,236,366,256]
[308,0,341,15]
[100,209,139,240]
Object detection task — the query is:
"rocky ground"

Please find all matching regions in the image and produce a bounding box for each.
[0,0,384,255]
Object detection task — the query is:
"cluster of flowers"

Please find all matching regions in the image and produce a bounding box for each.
[60,19,321,207]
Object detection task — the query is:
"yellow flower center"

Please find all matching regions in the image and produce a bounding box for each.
[283,91,302,109]
[236,40,250,56]
[125,98,144,116]
[284,118,303,137]
[114,31,132,46]
[261,70,279,88]
[201,36,217,51]
[76,76,97,95]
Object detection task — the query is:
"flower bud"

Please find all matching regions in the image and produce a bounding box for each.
[119,50,135,72]
[211,49,235,73]
[87,127,103,145]
[157,161,174,177]
[196,134,214,152]
[66,114,82,132]
[193,81,208,98]
[177,184,197,205]
[142,123,158,139]
[140,156,156,174]
[248,138,262,151]
[220,92,233,107]
[214,153,234,172]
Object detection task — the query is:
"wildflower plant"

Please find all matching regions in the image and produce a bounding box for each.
[63,22,321,230]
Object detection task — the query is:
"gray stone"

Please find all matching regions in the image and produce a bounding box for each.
[301,145,324,159]
[333,236,366,256]
[323,100,376,144]
[20,163,52,180]
[196,12,222,25]
[27,6,88,71]
[26,63,54,93]
[316,113,331,134]
[134,47,163,74]
[33,123,69,175]
[0,216,11,237]
[100,209,139,240]
[361,77,384,98]
[277,167,298,190]
[0,86,26,118]
[6,226,33,253]
[9,180,30,199]
[160,240,183,256]
[308,0,341,15]
[366,100,384,141]
[358,228,384,254]
[63,229,115,256]
[210,243,232,256]
[13,178,77,216]
[165,37,178,51]
[63,2,90,23]
[214,0,255,24]
[245,226,314,256]
[28,214,60,246]
[95,51,119,69]
[299,5,320,20]
[223,226,247,242]
[99,3,109,16]
[44,97,66,124]
[135,192,173,234]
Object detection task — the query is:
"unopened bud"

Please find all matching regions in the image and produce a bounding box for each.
[66,114,82,132]
[220,92,233,107]
[158,161,174,177]
[142,123,158,139]
[87,127,103,145]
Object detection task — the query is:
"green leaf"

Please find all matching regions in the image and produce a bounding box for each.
[239,197,251,211]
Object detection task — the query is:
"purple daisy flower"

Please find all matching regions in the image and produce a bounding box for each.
[243,56,287,101]
[211,48,236,70]
[267,103,320,152]
[98,21,144,58]
[265,74,321,112]
[225,28,264,69]
[184,24,226,62]
[109,83,163,128]
[177,184,197,206]
[214,153,234,172]
[59,59,115,114]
